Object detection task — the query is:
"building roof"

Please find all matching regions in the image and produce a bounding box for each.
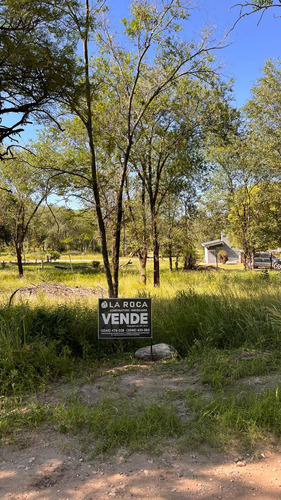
[201,239,224,248]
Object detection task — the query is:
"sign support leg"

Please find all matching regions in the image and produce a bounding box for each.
[98,339,100,362]
[150,338,153,361]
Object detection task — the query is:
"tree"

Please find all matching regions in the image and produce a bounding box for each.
[232,1,281,28]
[0,152,55,276]
[0,0,80,156]
[29,0,225,297]
[128,74,235,285]
[207,131,273,269]
[228,181,281,252]
[125,173,150,284]
[244,59,281,175]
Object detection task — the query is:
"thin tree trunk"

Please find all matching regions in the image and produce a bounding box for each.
[139,250,147,284]
[112,160,128,298]
[168,243,173,272]
[16,244,23,277]
[82,0,114,297]
[140,179,148,284]
[152,209,160,287]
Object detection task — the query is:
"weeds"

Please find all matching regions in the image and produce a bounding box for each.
[184,386,281,452]
[0,263,281,454]
[51,397,183,455]
[196,349,281,389]
[0,397,46,442]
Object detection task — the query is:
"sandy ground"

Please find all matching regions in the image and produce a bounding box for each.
[1,441,281,500]
[1,362,281,499]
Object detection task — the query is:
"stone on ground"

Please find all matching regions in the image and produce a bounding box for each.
[135,343,178,361]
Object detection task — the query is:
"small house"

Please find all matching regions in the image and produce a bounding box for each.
[202,233,241,264]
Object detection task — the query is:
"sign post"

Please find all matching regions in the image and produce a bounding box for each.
[98,298,152,359]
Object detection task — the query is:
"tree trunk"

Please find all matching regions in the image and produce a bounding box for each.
[82,3,114,298]
[175,254,179,271]
[139,250,147,285]
[139,179,148,284]
[16,244,23,277]
[112,163,128,298]
[244,251,252,270]
[183,253,194,270]
[152,210,160,287]
[168,243,173,272]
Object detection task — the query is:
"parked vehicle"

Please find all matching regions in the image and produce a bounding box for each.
[254,252,281,269]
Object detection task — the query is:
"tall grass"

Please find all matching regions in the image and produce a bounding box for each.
[184,386,281,451]
[0,264,281,395]
[0,310,73,395]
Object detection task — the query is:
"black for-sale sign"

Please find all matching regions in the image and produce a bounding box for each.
[98,298,152,339]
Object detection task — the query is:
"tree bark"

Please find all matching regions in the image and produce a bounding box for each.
[152,209,160,287]
[140,179,148,284]
[82,0,114,297]
[168,243,173,272]
[139,250,147,285]
[112,156,129,298]
[16,244,23,277]
[183,252,194,270]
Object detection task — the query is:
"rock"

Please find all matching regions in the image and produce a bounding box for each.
[135,343,178,361]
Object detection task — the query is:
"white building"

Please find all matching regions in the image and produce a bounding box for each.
[202,234,241,264]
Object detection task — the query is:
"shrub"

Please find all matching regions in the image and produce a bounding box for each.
[218,250,228,264]
[50,251,61,261]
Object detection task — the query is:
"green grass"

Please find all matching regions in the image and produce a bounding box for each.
[0,397,46,442]
[183,386,281,452]
[192,348,281,389]
[0,259,281,454]
[1,263,281,395]
[51,396,183,455]
[0,313,74,395]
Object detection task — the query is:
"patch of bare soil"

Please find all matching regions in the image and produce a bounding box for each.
[239,373,281,392]
[1,437,281,499]
[1,363,281,499]
[10,282,108,303]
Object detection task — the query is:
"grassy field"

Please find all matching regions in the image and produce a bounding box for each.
[1,256,281,455]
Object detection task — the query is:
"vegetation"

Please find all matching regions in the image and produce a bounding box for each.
[0,261,281,455]
[1,0,281,461]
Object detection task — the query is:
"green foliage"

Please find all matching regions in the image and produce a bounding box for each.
[0,311,72,395]
[217,250,228,264]
[0,0,81,149]
[245,59,281,177]
[26,305,97,358]
[0,399,46,442]
[185,386,281,450]
[253,0,274,8]
[198,349,280,389]
[50,251,60,261]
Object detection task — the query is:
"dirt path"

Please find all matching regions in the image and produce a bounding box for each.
[1,362,281,499]
[1,441,281,500]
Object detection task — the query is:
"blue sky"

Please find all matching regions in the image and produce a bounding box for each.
[107,0,281,108]
[17,0,281,143]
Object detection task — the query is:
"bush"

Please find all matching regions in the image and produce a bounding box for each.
[50,251,60,261]
[92,260,100,269]
[218,250,228,264]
